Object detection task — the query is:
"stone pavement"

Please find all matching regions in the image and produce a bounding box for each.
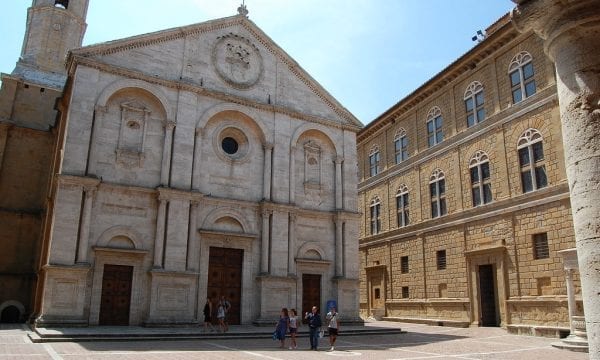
[1,321,591,359]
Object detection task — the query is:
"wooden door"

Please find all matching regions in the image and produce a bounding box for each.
[302,274,321,323]
[479,264,498,326]
[99,264,133,326]
[207,247,243,325]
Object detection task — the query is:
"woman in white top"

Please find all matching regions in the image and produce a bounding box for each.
[326,307,340,351]
[288,308,298,349]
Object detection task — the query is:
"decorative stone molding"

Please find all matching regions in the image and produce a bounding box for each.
[212,33,263,89]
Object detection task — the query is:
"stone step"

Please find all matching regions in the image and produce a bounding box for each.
[29,326,405,343]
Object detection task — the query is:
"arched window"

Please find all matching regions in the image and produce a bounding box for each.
[517,129,547,193]
[369,145,380,177]
[394,128,409,164]
[54,0,69,9]
[464,81,485,127]
[509,51,536,104]
[469,151,492,206]
[396,185,410,227]
[429,169,447,218]
[370,197,381,235]
[426,107,443,147]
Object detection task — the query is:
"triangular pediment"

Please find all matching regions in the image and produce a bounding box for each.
[69,15,362,129]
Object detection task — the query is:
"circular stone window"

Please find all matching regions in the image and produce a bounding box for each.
[216,126,250,162]
[222,137,239,154]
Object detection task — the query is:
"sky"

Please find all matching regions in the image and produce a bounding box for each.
[0,1,515,124]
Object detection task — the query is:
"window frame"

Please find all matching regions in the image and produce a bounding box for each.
[429,169,447,218]
[509,51,536,104]
[517,129,547,193]
[368,145,380,177]
[426,107,443,148]
[369,197,381,235]
[464,81,485,127]
[400,255,409,274]
[396,185,410,228]
[394,128,409,164]
[469,151,492,207]
[533,233,550,260]
[436,250,447,270]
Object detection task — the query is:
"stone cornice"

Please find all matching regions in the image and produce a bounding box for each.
[71,56,361,133]
[357,15,518,142]
[358,87,558,192]
[57,174,100,189]
[360,183,570,248]
[66,15,362,131]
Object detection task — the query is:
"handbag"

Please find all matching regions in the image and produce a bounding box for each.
[272,331,278,340]
[319,328,324,338]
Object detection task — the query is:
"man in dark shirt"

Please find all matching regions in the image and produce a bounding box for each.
[305,306,322,350]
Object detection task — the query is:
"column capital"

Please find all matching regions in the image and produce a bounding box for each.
[511,0,600,58]
[164,120,176,130]
[195,127,203,137]
[263,142,274,151]
[334,156,344,164]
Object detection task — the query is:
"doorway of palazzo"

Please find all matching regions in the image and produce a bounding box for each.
[207,247,243,325]
[479,264,499,326]
[99,264,133,326]
[302,274,321,323]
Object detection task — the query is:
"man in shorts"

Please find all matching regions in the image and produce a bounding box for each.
[326,307,339,351]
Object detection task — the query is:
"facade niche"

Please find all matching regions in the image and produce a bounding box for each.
[303,140,322,189]
[116,101,150,168]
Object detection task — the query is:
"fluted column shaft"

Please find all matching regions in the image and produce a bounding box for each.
[335,157,343,209]
[335,217,344,277]
[160,121,175,186]
[512,1,600,355]
[263,143,273,201]
[261,210,271,274]
[288,213,296,275]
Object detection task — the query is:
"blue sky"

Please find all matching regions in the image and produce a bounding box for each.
[0,1,514,124]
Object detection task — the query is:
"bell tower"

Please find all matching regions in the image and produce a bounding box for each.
[13,0,89,88]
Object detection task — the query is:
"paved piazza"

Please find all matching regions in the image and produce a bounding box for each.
[1,322,589,360]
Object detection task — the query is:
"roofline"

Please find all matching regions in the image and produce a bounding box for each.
[65,14,363,129]
[357,13,514,143]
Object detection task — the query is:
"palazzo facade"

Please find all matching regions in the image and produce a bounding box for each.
[357,15,581,336]
[1,1,362,326]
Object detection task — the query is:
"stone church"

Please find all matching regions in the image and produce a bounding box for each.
[0,0,362,326]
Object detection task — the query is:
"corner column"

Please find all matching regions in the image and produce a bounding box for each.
[288,213,296,275]
[153,195,167,268]
[512,1,600,354]
[76,182,99,264]
[335,157,344,210]
[160,121,175,186]
[191,128,203,191]
[261,209,271,274]
[334,215,344,277]
[263,143,273,201]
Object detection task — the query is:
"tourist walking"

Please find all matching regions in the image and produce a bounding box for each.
[274,308,290,348]
[326,306,340,351]
[220,295,231,332]
[305,306,322,350]
[202,298,216,332]
[216,300,226,333]
[288,308,299,349]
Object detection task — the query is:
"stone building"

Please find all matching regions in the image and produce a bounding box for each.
[357,14,581,336]
[1,1,362,326]
[0,0,88,323]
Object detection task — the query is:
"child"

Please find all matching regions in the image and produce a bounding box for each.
[288,309,298,349]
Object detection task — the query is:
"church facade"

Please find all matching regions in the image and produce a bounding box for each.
[1,1,362,326]
[357,15,581,336]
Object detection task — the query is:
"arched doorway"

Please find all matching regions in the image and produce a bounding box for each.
[0,305,21,323]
